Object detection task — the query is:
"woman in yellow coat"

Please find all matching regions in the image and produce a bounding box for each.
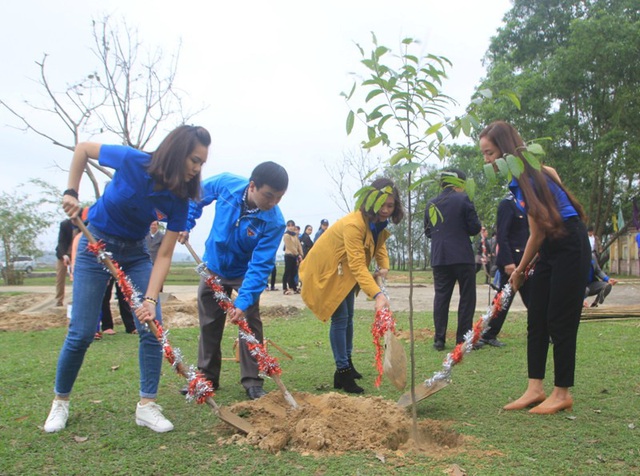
[299,178,404,393]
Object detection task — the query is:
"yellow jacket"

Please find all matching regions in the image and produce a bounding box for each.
[299,211,391,322]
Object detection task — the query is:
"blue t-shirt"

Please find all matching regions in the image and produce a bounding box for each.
[509,174,578,220]
[87,145,189,240]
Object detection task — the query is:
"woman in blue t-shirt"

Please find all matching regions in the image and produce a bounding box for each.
[480,121,590,415]
[44,125,211,434]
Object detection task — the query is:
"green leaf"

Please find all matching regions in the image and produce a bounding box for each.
[428,203,443,226]
[425,122,443,136]
[346,111,355,135]
[506,154,525,178]
[365,89,384,102]
[346,82,356,101]
[362,136,383,149]
[500,90,521,110]
[389,148,409,165]
[464,177,476,201]
[373,192,390,212]
[365,190,379,211]
[375,46,389,58]
[521,150,541,170]
[478,88,493,99]
[483,163,497,184]
[526,143,545,156]
[398,162,421,174]
[494,157,510,177]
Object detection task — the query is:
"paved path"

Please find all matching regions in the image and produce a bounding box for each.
[4,280,639,313]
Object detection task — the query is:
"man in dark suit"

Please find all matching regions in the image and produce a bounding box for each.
[479,192,530,347]
[425,169,481,351]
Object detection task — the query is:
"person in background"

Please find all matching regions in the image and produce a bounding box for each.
[425,169,482,351]
[480,120,590,415]
[145,221,165,264]
[300,224,314,258]
[300,177,404,394]
[44,125,211,434]
[183,161,288,400]
[282,219,303,295]
[314,218,329,241]
[475,225,492,284]
[478,190,530,348]
[266,257,278,291]
[584,255,617,307]
[54,219,74,307]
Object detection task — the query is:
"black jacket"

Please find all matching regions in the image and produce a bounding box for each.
[495,194,529,270]
[425,187,481,266]
[55,219,74,260]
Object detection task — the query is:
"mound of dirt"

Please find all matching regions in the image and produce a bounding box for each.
[222,391,465,457]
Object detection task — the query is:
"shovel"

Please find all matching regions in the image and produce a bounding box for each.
[396,379,449,408]
[375,276,407,390]
[74,218,254,434]
[183,241,299,410]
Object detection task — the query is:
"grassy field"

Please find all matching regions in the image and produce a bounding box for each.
[0,301,638,475]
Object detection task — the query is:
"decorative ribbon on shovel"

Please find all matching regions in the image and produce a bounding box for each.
[182,241,299,410]
[73,218,254,433]
[398,261,537,408]
[371,275,407,390]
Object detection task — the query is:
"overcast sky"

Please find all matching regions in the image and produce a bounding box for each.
[0,0,512,254]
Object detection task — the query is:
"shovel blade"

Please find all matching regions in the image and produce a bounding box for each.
[383,331,407,390]
[216,406,255,434]
[397,379,449,408]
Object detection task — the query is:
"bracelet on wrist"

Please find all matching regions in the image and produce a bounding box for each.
[145,296,158,305]
[63,188,79,200]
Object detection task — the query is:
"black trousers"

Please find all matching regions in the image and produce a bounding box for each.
[483,270,531,340]
[197,277,263,390]
[526,218,590,387]
[282,254,298,291]
[432,264,476,344]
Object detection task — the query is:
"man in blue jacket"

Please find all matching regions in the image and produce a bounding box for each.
[425,169,481,351]
[184,162,288,400]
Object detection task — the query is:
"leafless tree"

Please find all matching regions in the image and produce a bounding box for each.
[0,15,204,199]
[324,148,381,214]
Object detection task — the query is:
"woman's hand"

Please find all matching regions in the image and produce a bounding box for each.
[62,195,81,219]
[509,269,526,293]
[134,300,157,324]
[373,268,389,280]
[374,293,390,314]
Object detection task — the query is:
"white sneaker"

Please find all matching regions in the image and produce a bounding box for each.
[135,402,174,433]
[44,399,69,433]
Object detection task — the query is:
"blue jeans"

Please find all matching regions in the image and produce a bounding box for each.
[54,224,163,399]
[329,288,356,370]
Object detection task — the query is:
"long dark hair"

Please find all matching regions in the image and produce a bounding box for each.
[359,177,405,225]
[147,125,211,200]
[479,121,585,238]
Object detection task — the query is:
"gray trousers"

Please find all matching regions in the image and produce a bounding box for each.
[197,277,264,390]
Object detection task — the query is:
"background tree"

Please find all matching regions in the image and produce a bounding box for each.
[0,186,55,284]
[0,15,202,200]
[476,0,640,257]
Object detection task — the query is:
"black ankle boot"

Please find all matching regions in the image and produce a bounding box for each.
[348,358,362,379]
[333,368,364,394]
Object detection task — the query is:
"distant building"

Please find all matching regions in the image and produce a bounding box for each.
[609,228,640,276]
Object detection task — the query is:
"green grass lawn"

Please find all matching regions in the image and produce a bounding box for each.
[0,305,638,475]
